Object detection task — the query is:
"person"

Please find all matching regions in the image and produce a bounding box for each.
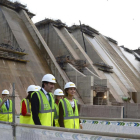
[53,89,64,127]
[58,82,82,129]
[0,90,12,122]
[31,74,56,126]
[36,86,41,91]
[20,85,38,124]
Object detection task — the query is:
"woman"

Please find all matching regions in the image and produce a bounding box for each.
[20,85,38,124]
[54,89,64,127]
[58,82,82,129]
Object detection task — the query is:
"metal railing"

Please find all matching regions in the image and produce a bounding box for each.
[0,121,139,139]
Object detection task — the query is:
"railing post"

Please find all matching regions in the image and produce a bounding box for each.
[12,83,16,140]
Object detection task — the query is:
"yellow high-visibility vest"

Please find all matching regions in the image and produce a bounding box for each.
[0,98,13,122]
[59,98,79,129]
[20,98,34,125]
[54,103,59,127]
[31,90,55,126]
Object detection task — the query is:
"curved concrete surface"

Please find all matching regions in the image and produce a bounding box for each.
[0,5,84,115]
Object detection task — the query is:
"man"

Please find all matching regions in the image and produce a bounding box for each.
[31,74,56,126]
[0,90,13,122]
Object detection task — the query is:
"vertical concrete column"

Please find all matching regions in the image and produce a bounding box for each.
[93,91,96,97]
[65,63,93,104]
[106,91,110,105]
[93,91,96,105]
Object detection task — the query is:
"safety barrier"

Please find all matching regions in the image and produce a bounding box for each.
[81,117,140,135]
[0,120,140,140]
[16,124,136,140]
[0,122,13,140]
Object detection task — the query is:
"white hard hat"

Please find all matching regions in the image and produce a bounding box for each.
[64,82,76,89]
[2,90,9,95]
[27,85,38,93]
[54,89,64,96]
[42,74,56,83]
[36,86,41,91]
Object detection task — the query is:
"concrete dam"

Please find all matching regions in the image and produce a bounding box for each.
[0,1,140,140]
[35,19,140,105]
[0,0,140,114]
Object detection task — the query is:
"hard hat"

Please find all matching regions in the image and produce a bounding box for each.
[2,90,9,95]
[27,85,38,93]
[54,89,64,96]
[36,86,41,91]
[42,74,56,83]
[64,82,76,89]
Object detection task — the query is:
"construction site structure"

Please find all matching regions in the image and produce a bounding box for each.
[0,0,85,116]
[0,1,140,140]
[0,0,139,115]
[36,18,140,105]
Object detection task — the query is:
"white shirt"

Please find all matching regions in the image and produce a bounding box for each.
[42,88,49,101]
[70,100,75,108]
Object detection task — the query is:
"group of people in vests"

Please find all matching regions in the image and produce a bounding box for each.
[0,74,82,129]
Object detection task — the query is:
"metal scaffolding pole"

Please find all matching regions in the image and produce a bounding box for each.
[12,83,16,140]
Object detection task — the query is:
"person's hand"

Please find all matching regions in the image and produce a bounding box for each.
[3,96,9,102]
[80,123,83,129]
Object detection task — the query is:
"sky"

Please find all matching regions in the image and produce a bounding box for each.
[11,0,140,50]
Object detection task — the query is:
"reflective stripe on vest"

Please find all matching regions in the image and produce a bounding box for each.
[0,99,3,112]
[54,103,58,119]
[26,99,30,113]
[60,98,79,129]
[31,90,55,126]
[20,98,34,125]
[0,100,12,113]
[54,103,59,127]
[37,91,55,113]
[0,99,13,122]
[62,99,79,120]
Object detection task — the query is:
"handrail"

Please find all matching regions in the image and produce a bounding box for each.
[14,115,140,122]
[0,121,12,124]
[80,117,140,122]
[15,123,140,139]
[0,120,140,139]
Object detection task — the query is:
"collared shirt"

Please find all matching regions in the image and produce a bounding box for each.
[4,99,9,110]
[42,88,49,101]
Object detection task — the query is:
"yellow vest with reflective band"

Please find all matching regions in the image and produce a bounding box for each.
[54,103,59,127]
[20,99,34,125]
[0,98,13,122]
[59,98,79,129]
[31,90,55,126]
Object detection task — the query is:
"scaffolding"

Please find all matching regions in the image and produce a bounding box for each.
[56,55,72,70]
[0,0,35,18]
[94,62,113,73]
[0,44,28,63]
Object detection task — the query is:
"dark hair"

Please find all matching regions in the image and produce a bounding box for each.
[55,97,58,102]
[64,89,69,97]
[26,91,33,102]
[42,81,49,88]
